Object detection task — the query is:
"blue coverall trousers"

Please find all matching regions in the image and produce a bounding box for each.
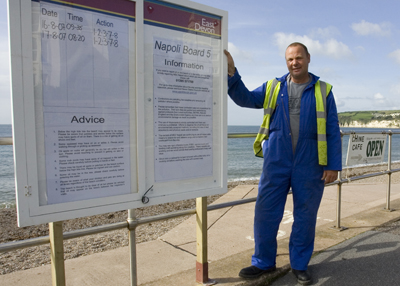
[251,152,325,271]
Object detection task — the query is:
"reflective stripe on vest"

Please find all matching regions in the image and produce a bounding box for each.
[253,79,280,157]
[253,79,332,166]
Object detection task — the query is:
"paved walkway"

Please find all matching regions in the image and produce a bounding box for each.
[272,230,400,285]
[0,182,400,285]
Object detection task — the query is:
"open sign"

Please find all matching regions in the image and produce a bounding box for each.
[346,133,387,166]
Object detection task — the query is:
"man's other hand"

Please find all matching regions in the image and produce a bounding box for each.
[322,170,338,184]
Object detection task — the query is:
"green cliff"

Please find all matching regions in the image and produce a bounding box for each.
[338,110,400,128]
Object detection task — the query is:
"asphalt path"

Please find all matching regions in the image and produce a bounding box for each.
[271,219,400,286]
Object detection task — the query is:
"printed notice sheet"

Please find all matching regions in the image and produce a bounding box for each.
[153,37,213,182]
[44,113,131,204]
[37,1,132,204]
[40,1,129,108]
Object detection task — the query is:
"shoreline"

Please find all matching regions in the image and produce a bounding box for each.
[1,163,400,274]
[339,125,400,128]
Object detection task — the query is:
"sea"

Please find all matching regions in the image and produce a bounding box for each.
[1,124,400,208]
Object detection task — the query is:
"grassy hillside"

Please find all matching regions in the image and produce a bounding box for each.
[338,110,400,126]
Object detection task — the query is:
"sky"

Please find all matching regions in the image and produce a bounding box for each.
[1,0,400,125]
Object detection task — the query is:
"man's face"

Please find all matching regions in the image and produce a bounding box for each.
[285,45,310,84]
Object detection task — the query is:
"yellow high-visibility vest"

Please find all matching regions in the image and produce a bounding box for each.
[253,79,332,165]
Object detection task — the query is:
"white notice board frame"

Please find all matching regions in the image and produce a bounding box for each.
[138,0,228,206]
[9,0,227,227]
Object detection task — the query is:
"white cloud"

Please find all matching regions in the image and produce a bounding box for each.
[273,32,353,59]
[389,49,400,65]
[373,93,392,108]
[351,20,391,37]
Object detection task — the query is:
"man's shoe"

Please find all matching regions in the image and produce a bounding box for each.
[292,269,312,285]
[238,265,276,279]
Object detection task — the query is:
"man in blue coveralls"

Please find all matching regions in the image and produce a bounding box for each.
[224,43,342,285]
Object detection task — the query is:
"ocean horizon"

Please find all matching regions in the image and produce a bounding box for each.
[1,124,400,208]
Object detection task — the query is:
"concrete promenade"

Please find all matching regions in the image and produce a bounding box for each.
[1,182,400,285]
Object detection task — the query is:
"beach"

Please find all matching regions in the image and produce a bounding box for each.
[1,163,400,275]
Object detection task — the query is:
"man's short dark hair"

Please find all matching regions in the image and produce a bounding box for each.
[287,42,309,56]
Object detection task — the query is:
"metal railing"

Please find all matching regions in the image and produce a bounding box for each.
[1,129,400,285]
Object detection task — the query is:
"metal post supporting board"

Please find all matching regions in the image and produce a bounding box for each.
[385,132,394,212]
[128,209,138,286]
[196,197,216,285]
[332,183,347,231]
[49,221,66,286]
[331,132,347,231]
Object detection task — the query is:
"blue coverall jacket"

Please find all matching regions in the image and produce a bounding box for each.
[228,70,342,271]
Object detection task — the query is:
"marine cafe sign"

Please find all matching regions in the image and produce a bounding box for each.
[346,133,387,166]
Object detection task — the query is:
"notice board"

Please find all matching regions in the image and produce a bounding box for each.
[8,0,227,226]
[140,0,227,206]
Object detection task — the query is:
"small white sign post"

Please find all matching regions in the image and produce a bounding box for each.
[346,133,387,166]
